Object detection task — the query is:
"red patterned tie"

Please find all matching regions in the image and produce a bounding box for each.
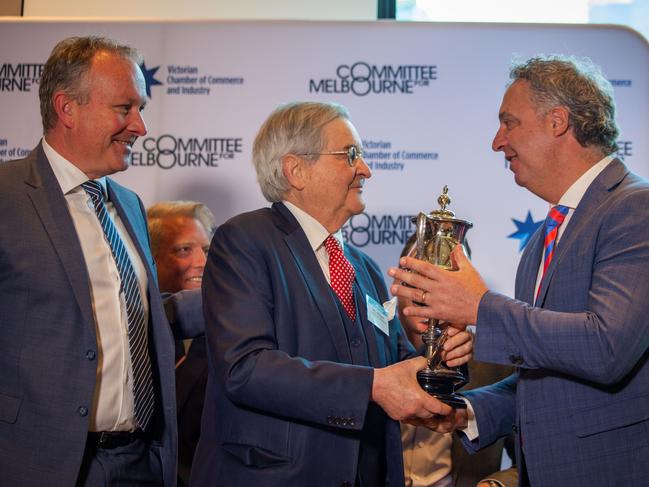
[324,235,356,321]
[536,205,569,301]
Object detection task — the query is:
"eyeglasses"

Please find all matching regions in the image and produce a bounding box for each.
[299,145,364,167]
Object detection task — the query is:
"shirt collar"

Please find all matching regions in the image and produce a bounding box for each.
[42,137,108,197]
[557,155,614,209]
[282,200,344,251]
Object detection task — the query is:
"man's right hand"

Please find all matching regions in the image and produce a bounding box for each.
[371,356,452,421]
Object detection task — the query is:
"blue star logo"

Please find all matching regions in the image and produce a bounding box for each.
[507,211,543,251]
[139,61,163,98]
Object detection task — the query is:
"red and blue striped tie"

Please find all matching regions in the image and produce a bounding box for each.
[536,205,569,302]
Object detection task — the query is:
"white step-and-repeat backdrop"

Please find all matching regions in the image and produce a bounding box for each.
[1,20,647,295]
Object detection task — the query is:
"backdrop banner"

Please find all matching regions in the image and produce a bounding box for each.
[1,19,647,294]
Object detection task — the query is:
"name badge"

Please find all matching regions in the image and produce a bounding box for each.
[366,295,390,336]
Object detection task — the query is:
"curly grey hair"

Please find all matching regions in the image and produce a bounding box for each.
[252,101,351,202]
[510,55,619,154]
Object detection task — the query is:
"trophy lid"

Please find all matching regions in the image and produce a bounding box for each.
[429,185,455,219]
[411,186,472,227]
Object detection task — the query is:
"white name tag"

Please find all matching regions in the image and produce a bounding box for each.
[366,294,390,336]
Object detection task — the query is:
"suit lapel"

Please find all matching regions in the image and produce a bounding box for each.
[25,145,95,328]
[535,159,628,306]
[274,203,353,363]
[517,225,544,305]
[347,249,388,368]
[107,179,158,289]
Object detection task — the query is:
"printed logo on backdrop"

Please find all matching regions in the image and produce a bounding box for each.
[508,211,543,251]
[166,64,244,96]
[0,137,32,163]
[609,78,632,87]
[131,134,243,169]
[362,140,438,173]
[309,61,437,96]
[0,62,44,92]
[342,212,415,248]
[616,140,633,161]
[140,62,163,98]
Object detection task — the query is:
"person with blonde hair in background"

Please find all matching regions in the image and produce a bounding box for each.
[148,200,216,487]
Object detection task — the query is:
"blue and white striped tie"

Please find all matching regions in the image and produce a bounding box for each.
[82,180,154,431]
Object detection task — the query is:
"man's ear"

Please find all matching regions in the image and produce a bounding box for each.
[282,153,307,190]
[549,106,570,137]
[51,91,76,129]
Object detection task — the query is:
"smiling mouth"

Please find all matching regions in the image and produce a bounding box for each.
[114,138,136,148]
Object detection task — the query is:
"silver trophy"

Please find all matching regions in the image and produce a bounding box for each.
[407,186,472,408]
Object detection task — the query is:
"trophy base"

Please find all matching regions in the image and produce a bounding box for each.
[417,368,467,409]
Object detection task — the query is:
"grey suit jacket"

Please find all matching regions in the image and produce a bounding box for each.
[462,159,649,486]
[0,144,201,487]
[190,202,414,487]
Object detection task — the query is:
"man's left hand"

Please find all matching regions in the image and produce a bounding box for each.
[389,245,488,327]
[403,406,468,433]
[443,326,473,367]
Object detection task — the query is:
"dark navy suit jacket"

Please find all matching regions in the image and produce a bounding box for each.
[0,144,202,487]
[462,159,649,486]
[190,202,414,487]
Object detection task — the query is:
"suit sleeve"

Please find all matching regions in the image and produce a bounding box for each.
[475,186,649,385]
[203,219,373,430]
[460,373,517,452]
[163,289,204,339]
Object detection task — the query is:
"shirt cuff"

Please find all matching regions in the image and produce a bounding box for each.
[459,396,479,441]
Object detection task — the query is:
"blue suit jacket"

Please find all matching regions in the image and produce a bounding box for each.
[190,202,414,487]
[462,159,649,486]
[0,144,201,487]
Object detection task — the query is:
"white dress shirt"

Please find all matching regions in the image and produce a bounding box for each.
[283,200,345,284]
[43,138,149,432]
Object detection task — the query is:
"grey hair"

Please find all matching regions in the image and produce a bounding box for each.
[510,55,619,154]
[252,101,351,202]
[39,36,142,133]
[147,201,217,255]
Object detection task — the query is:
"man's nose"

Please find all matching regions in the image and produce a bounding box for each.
[492,127,506,152]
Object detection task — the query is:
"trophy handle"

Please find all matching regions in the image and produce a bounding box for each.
[415,212,428,260]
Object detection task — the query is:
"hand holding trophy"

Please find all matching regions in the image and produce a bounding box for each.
[405,186,472,408]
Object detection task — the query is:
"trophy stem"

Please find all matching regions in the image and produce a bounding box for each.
[421,319,447,369]
[418,320,467,409]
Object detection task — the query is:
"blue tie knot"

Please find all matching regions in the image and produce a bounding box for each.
[81,180,104,203]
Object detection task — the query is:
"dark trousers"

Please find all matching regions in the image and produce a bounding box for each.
[75,434,163,487]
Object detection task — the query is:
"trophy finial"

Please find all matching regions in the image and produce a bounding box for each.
[438,185,451,211]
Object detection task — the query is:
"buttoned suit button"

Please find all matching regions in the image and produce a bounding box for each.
[78,406,88,417]
[508,354,524,365]
[512,424,518,433]
[86,350,96,360]
[350,338,361,347]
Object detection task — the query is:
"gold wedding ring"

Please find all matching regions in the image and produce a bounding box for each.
[421,290,428,304]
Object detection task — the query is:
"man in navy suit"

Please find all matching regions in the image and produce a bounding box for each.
[0,36,201,486]
[190,102,473,487]
[390,56,649,486]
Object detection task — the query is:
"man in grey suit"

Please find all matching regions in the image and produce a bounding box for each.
[390,55,649,486]
[190,101,473,487]
[0,36,201,486]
